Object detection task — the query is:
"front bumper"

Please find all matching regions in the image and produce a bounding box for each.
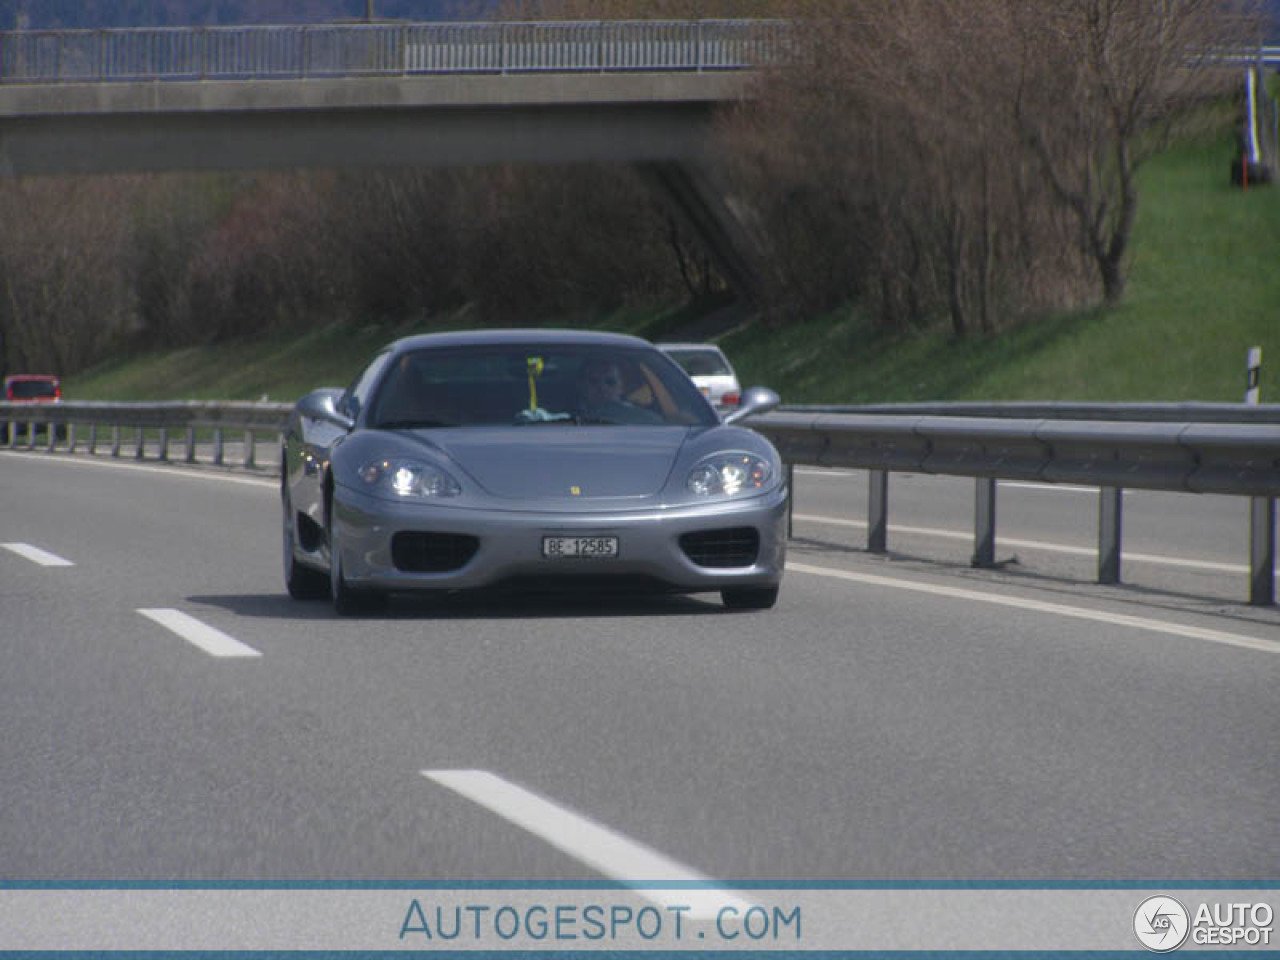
[332,484,788,595]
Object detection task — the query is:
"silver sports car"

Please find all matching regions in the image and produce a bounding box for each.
[282,329,787,614]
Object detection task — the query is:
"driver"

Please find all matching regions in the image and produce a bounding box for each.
[577,357,662,424]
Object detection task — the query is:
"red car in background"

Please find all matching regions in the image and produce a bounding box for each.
[5,374,62,403]
[3,374,63,439]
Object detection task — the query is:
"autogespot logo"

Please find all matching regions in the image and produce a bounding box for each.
[1134,896,1191,952]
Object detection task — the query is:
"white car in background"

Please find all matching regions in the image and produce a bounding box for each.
[657,343,741,411]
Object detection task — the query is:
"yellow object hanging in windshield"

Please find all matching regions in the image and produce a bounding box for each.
[526,357,544,410]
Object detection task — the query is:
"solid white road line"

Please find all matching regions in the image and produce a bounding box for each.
[788,562,1279,654]
[1,542,74,567]
[423,769,751,918]
[138,608,262,659]
[793,512,1248,574]
[997,481,1103,494]
[0,450,275,488]
[796,469,1105,494]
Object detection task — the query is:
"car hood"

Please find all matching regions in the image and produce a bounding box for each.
[403,426,690,501]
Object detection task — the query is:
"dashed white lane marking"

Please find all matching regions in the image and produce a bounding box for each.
[793,513,1247,574]
[138,608,262,659]
[1,542,74,567]
[788,562,1279,654]
[423,769,751,918]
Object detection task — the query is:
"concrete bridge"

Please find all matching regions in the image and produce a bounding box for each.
[0,20,789,302]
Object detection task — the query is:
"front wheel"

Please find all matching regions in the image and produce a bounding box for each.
[721,585,779,610]
[283,497,328,600]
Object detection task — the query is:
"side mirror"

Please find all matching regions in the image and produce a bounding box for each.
[723,386,781,425]
[297,387,354,431]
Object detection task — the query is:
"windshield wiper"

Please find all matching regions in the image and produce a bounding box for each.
[377,419,452,430]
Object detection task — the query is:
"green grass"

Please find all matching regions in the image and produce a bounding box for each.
[68,134,1280,405]
[724,135,1280,404]
[68,322,402,402]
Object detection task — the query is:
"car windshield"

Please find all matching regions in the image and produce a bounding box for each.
[7,379,58,399]
[369,344,717,429]
[662,348,733,378]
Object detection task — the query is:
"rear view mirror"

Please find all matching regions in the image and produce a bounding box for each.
[297,388,354,431]
[723,386,780,425]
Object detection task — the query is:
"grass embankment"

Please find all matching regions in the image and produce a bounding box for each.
[69,134,1280,405]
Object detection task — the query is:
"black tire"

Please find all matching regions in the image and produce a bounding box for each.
[721,585,779,610]
[283,498,329,600]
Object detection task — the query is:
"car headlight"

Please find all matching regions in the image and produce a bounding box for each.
[357,459,461,498]
[687,454,773,497]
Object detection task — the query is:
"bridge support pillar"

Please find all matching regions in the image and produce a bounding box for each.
[639,160,768,309]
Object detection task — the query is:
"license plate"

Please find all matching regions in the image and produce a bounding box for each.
[542,536,618,559]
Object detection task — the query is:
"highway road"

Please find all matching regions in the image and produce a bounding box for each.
[1,449,1277,886]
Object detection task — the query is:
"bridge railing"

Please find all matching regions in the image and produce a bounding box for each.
[2,398,1276,605]
[0,20,791,83]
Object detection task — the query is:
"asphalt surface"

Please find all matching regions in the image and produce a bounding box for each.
[1,449,1277,884]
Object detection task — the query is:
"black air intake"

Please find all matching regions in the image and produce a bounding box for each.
[679,527,759,568]
[391,532,479,573]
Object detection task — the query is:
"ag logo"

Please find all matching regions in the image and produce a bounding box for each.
[1134,896,1190,952]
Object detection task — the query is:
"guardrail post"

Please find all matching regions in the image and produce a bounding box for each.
[1098,487,1123,585]
[67,422,76,452]
[134,427,145,460]
[45,422,56,452]
[111,425,121,458]
[1250,497,1276,605]
[786,463,794,538]
[868,469,888,553]
[213,428,224,465]
[88,424,98,454]
[185,427,197,464]
[244,430,256,470]
[158,427,169,462]
[972,477,997,567]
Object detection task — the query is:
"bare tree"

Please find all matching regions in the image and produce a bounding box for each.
[1009,0,1252,303]
[0,176,140,375]
[717,0,1093,332]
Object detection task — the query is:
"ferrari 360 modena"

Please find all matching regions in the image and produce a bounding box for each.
[281,329,787,614]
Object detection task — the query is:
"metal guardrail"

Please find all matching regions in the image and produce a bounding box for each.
[750,410,1279,606]
[0,400,291,470]
[784,401,1280,424]
[2,399,1276,605]
[1208,44,1280,66]
[749,409,1280,496]
[0,20,790,83]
